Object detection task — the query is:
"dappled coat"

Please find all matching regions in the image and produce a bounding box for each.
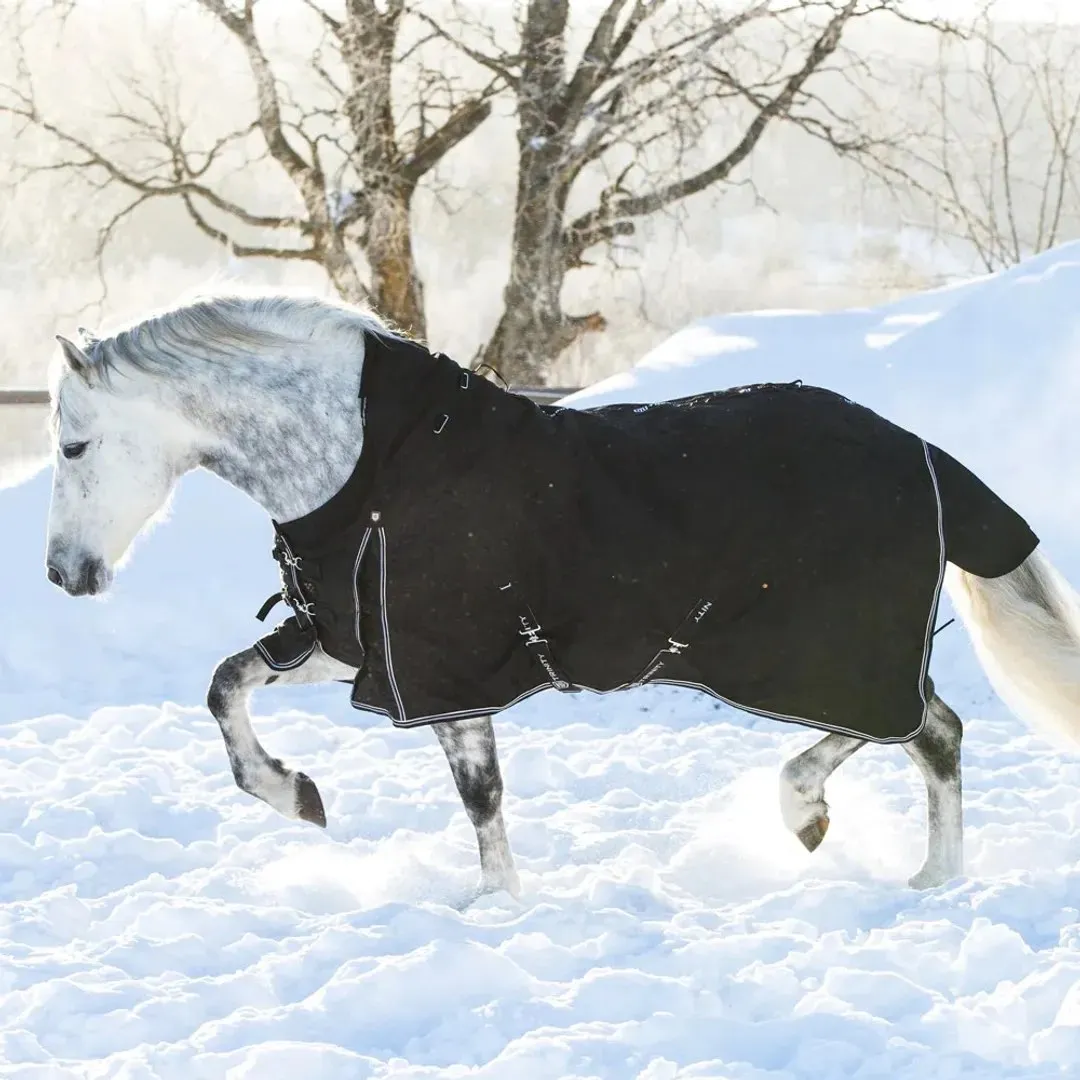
[253,332,1038,743]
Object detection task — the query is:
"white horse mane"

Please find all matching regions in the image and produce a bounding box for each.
[81,291,406,385]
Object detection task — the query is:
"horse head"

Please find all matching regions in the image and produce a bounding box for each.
[45,333,199,596]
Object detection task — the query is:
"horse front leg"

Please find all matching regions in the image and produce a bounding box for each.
[779,731,867,851]
[433,716,521,898]
[207,644,357,826]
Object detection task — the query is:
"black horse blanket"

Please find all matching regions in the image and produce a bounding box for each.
[254,332,1038,742]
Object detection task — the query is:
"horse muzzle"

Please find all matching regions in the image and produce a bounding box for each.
[45,551,109,597]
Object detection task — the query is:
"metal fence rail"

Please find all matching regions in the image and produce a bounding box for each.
[0,390,50,405]
[0,387,580,407]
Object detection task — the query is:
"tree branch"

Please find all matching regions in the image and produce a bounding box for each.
[566,0,860,254]
[180,193,320,260]
[195,0,314,183]
[412,9,520,87]
[402,89,495,184]
[300,0,341,35]
[561,0,651,126]
[0,102,306,232]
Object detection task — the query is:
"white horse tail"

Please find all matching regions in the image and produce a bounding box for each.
[946,549,1080,747]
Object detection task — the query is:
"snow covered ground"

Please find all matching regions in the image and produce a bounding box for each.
[5,245,1080,1077]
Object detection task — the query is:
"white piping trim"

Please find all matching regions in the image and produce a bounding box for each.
[646,679,924,744]
[375,527,408,722]
[364,670,934,738]
[351,680,581,726]
[915,437,947,735]
[255,636,316,672]
[351,527,373,647]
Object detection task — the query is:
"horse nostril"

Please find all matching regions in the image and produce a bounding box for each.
[46,565,65,589]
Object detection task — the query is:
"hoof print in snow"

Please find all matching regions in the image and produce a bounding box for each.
[295,772,327,827]
[797,815,829,852]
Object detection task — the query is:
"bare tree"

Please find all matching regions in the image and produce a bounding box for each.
[1,0,944,381]
[2,0,499,338]
[456,0,942,380]
[893,3,1080,273]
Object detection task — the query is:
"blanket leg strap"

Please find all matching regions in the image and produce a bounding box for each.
[498,582,580,693]
[632,598,714,685]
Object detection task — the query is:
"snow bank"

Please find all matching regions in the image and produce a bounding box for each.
[2,697,1080,1077]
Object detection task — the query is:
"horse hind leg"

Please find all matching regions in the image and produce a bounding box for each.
[779,691,963,887]
[779,731,867,851]
[903,692,964,889]
[433,715,521,898]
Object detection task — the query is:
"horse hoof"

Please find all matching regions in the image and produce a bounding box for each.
[908,865,952,889]
[490,870,522,900]
[295,772,327,827]
[796,815,829,852]
[460,874,522,909]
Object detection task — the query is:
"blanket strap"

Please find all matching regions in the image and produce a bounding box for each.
[256,592,283,622]
[255,533,317,629]
[632,598,714,685]
[498,582,580,693]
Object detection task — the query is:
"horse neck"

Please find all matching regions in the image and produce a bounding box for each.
[180,351,366,523]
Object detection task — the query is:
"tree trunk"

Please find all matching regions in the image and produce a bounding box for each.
[339,7,426,338]
[478,0,604,384]
[366,184,426,338]
[480,137,607,383]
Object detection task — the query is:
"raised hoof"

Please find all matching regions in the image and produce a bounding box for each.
[796,815,829,853]
[295,772,327,827]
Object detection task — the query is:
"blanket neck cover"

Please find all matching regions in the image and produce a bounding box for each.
[253,332,1038,742]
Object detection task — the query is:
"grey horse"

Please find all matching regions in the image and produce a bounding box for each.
[44,292,1080,897]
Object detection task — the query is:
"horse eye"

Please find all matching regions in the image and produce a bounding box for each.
[61,441,89,460]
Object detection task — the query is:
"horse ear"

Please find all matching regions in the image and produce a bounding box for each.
[76,326,98,345]
[56,335,92,379]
